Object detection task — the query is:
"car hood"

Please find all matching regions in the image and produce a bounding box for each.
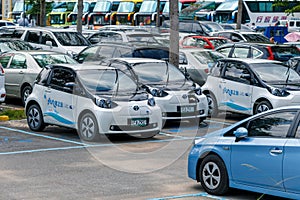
[63,46,88,54]
[269,83,300,91]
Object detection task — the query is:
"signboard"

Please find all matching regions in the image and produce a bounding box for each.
[2,0,12,20]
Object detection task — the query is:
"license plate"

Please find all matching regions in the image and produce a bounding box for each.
[179,106,195,113]
[130,118,148,127]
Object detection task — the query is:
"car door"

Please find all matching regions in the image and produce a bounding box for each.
[282,119,300,194]
[231,110,297,190]
[42,67,77,127]
[5,53,27,96]
[24,30,41,49]
[219,61,253,114]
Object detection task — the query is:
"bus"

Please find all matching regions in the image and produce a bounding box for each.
[47,1,76,27]
[133,0,167,26]
[115,0,143,25]
[87,0,120,29]
[67,1,96,25]
[213,0,300,26]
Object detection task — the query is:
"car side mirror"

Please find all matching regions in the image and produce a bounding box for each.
[234,127,248,142]
[241,74,251,80]
[46,41,53,47]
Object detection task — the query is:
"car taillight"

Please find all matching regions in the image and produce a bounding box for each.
[266,46,274,60]
[127,13,131,21]
[0,64,4,76]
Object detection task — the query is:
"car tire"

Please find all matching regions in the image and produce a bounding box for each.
[22,85,32,106]
[78,112,100,142]
[254,100,272,115]
[206,93,218,117]
[199,154,229,195]
[27,104,46,132]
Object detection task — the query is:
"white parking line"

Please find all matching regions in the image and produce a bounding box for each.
[0,125,85,145]
[147,192,228,200]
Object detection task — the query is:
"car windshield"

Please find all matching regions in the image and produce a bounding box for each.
[0,40,34,52]
[243,34,270,43]
[132,62,186,84]
[78,69,137,94]
[33,54,77,68]
[209,38,229,48]
[126,34,158,43]
[252,63,300,83]
[54,32,90,46]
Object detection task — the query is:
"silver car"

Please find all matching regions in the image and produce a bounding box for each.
[0,50,77,105]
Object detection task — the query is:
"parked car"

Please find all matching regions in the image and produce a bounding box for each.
[0,38,35,54]
[202,58,300,116]
[87,30,159,45]
[20,27,91,56]
[188,106,300,199]
[75,43,169,64]
[0,20,17,27]
[108,58,208,124]
[25,64,162,141]
[180,35,231,49]
[211,30,270,43]
[215,43,300,62]
[179,48,225,86]
[0,51,77,105]
[220,23,254,32]
[162,20,210,36]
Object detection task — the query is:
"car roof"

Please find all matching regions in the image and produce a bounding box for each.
[19,27,79,33]
[219,58,283,64]
[49,63,117,71]
[110,57,166,64]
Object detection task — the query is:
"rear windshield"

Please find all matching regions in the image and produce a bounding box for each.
[271,46,300,62]
[54,32,90,46]
[243,34,270,43]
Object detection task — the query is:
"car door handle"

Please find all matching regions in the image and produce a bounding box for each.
[270,149,283,154]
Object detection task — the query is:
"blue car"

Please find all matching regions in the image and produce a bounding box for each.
[188,106,300,199]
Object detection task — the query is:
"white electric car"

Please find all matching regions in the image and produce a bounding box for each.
[203,58,300,116]
[25,64,162,141]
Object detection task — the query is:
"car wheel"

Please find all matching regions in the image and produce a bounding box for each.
[27,104,45,131]
[206,93,218,117]
[199,154,229,195]
[22,85,32,106]
[254,101,272,115]
[78,112,100,142]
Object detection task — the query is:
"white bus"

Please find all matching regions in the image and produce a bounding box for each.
[213,0,300,26]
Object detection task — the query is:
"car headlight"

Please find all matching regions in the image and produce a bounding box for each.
[267,86,290,97]
[95,97,112,108]
[147,96,156,106]
[149,87,167,97]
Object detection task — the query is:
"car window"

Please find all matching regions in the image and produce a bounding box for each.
[210,61,224,77]
[223,62,250,84]
[0,55,12,68]
[49,68,75,93]
[243,33,270,43]
[41,32,58,47]
[115,47,132,57]
[271,46,300,62]
[231,33,243,42]
[217,47,231,57]
[10,54,26,69]
[247,111,297,138]
[251,47,263,58]
[53,32,90,46]
[209,39,229,49]
[32,54,77,68]
[26,31,40,44]
[232,47,249,58]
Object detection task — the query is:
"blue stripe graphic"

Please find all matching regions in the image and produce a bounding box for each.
[44,112,75,125]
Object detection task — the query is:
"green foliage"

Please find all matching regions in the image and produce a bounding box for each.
[26,0,54,15]
[0,109,26,120]
[273,0,300,15]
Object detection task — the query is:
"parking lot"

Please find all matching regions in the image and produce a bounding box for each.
[0,104,287,200]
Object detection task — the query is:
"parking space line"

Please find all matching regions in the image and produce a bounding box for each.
[0,126,85,145]
[147,192,228,200]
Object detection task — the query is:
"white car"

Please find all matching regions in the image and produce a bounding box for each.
[108,58,208,124]
[202,58,300,116]
[19,27,91,56]
[25,64,162,141]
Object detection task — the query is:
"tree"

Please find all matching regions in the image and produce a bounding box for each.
[26,0,53,26]
[273,0,300,15]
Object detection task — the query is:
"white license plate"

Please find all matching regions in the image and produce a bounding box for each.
[130,118,148,127]
[180,106,195,113]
